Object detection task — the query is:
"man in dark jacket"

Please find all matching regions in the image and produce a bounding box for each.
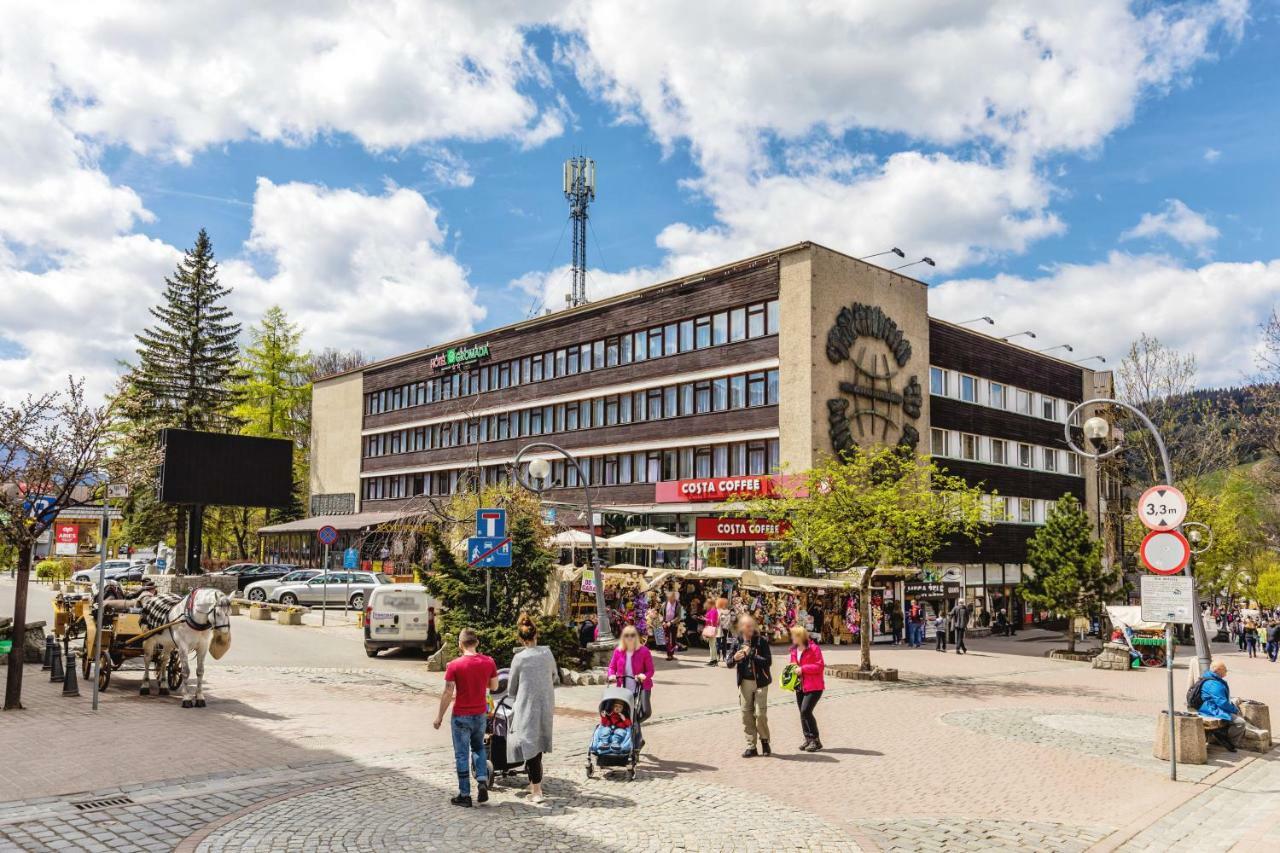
[950,601,970,654]
[726,614,772,757]
[1267,622,1280,663]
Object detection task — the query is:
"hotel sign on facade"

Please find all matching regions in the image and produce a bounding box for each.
[428,342,490,372]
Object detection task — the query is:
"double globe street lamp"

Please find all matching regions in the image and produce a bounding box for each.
[513,441,613,645]
[1064,399,1211,676]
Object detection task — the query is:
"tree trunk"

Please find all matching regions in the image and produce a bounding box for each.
[3,543,33,711]
[1065,625,1076,653]
[173,505,187,574]
[860,571,874,672]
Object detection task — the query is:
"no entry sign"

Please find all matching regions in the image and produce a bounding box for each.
[1140,529,1191,575]
[1138,485,1187,531]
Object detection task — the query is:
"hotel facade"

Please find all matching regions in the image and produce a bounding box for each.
[305,242,1112,623]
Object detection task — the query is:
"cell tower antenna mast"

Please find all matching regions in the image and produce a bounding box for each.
[563,156,596,307]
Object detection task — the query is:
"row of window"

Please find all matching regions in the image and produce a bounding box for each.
[982,495,1057,525]
[930,428,1082,476]
[363,369,781,458]
[929,366,1081,425]
[362,438,783,501]
[365,299,782,416]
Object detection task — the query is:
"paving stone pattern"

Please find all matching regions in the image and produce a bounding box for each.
[855,817,1111,852]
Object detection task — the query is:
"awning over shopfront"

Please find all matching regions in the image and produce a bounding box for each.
[257,511,406,535]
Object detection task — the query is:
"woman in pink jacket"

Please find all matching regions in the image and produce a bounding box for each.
[607,625,655,722]
[789,625,826,752]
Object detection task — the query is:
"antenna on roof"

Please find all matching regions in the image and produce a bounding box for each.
[564,155,596,308]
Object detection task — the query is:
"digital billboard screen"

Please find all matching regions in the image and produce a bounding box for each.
[158,429,294,508]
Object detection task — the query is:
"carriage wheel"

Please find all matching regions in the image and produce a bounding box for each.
[167,652,185,691]
[96,652,112,692]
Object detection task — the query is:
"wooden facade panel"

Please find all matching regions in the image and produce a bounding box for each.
[930,397,1075,448]
[362,261,780,395]
[365,482,658,513]
[934,524,1038,565]
[929,321,1083,400]
[362,335,779,432]
[934,458,1086,502]
[359,405,779,473]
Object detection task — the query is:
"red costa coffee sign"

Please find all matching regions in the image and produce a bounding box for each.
[655,476,777,503]
[695,517,790,541]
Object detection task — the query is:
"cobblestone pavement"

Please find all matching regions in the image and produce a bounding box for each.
[855,817,1111,852]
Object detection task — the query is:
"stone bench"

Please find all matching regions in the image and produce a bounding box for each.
[0,619,48,664]
[1155,705,1273,764]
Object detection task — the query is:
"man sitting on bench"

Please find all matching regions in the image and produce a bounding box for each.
[1196,659,1256,751]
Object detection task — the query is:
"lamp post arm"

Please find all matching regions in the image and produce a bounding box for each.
[513,441,613,642]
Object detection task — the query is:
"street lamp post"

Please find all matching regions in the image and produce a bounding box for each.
[1064,398,1212,676]
[512,442,613,645]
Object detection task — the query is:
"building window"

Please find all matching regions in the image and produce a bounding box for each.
[767,369,779,404]
[766,300,780,335]
[930,367,947,396]
[1018,443,1033,468]
[960,375,977,403]
[1044,448,1057,472]
[679,320,694,352]
[712,312,729,345]
[1015,389,1032,415]
[695,316,711,349]
[729,307,747,342]
[747,372,767,407]
[931,428,949,457]
[1042,397,1056,420]
[747,441,767,475]
[664,324,679,356]
[1067,453,1081,476]
[729,375,746,409]
[747,303,766,338]
[1019,498,1035,524]
[961,433,979,461]
[990,439,1007,465]
[648,328,663,359]
[989,382,1006,410]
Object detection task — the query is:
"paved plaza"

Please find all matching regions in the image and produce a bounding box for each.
[3,578,1279,852]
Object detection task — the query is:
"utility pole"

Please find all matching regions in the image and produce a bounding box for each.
[563,156,597,308]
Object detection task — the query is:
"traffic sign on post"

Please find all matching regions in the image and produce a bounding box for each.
[317,525,339,546]
[1140,575,1195,624]
[1140,529,1191,575]
[467,536,512,568]
[343,547,359,569]
[476,508,506,538]
[1137,485,1187,531]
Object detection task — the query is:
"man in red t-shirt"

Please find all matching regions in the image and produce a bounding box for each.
[434,628,499,807]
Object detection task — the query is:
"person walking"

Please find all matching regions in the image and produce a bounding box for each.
[507,613,556,805]
[1245,617,1259,658]
[661,590,683,661]
[702,600,722,666]
[727,614,772,757]
[950,600,970,654]
[890,604,904,646]
[1267,621,1280,663]
[933,611,947,652]
[789,625,825,751]
[433,628,499,807]
[607,624,655,722]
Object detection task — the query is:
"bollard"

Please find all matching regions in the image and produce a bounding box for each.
[41,634,55,671]
[62,648,80,697]
[49,644,65,682]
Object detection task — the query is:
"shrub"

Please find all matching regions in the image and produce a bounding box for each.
[35,559,70,581]
[438,611,587,671]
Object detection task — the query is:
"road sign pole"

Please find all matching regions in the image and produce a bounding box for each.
[1166,622,1177,781]
[485,567,491,615]
[91,490,109,711]
[322,545,328,627]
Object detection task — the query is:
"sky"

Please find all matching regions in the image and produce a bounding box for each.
[2,0,1278,403]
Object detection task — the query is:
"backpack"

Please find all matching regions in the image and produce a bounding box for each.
[780,663,801,692]
[1186,675,1207,711]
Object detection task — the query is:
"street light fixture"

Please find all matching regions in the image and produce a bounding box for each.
[860,247,905,261]
[892,257,936,273]
[1063,399,1211,676]
[1000,331,1037,342]
[1074,355,1107,365]
[1038,344,1074,354]
[513,441,613,644]
[957,316,995,326]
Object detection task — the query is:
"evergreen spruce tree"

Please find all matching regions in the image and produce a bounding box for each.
[123,229,241,570]
[1023,494,1122,652]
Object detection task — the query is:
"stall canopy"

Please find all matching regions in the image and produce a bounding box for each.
[547,529,598,548]
[1106,606,1165,632]
[607,529,694,549]
[643,566,780,591]
[258,511,405,534]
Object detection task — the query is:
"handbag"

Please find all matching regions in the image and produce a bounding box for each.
[780,663,801,692]
[701,625,717,640]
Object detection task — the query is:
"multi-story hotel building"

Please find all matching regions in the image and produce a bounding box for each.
[300,242,1112,622]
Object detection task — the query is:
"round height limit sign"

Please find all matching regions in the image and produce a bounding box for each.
[1138,484,1187,531]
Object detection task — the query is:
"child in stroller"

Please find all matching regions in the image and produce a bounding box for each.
[586,676,643,780]
[484,668,527,785]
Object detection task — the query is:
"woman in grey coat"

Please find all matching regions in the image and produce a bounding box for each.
[507,613,556,803]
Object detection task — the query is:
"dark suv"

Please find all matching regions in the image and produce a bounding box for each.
[235,563,299,592]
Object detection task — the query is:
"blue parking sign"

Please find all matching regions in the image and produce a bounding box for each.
[467,536,512,568]
[343,547,359,569]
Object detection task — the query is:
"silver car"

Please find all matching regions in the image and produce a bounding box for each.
[243,569,322,602]
[269,571,392,610]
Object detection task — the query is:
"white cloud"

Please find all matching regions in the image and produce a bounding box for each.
[19,0,566,162]
[1121,199,1220,251]
[224,179,484,359]
[1204,147,1222,162]
[929,253,1280,386]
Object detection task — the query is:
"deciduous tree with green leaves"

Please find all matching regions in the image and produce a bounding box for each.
[1024,494,1122,652]
[737,448,989,672]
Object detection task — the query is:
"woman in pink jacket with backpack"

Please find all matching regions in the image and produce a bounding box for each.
[789,625,826,752]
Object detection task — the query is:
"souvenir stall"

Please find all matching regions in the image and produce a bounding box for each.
[547,528,598,567]
[566,563,651,635]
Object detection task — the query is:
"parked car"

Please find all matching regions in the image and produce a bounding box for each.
[233,563,298,592]
[363,584,439,657]
[269,571,391,610]
[71,560,135,583]
[243,568,321,601]
[213,563,261,577]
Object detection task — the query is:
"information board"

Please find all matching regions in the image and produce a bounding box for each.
[1140,575,1195,624]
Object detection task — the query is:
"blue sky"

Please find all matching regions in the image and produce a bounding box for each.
[2,1,1277,398]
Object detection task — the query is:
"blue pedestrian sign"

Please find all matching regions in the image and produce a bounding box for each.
[467,536,512,568]
[22,495,58,525]
[475,508,506,538]
[343,547,359,569]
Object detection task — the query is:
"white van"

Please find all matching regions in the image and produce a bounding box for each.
[363,583,439,658]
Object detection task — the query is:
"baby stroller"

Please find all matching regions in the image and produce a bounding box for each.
[484,668,526,786]
[586,675,643,781]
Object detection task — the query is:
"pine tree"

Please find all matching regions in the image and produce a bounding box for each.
[1023,494,1122,652]
[123,229,241,570]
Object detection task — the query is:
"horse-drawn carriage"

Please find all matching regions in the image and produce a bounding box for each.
[81,601,185,693]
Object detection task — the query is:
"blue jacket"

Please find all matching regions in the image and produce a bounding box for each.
[1198,672,1238,721]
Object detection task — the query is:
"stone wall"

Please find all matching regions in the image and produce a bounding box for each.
[1091,642,1133,671]
[0,618,47,664]
[154,575,238,596]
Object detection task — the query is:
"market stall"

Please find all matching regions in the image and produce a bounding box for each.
[606,528,693,569]
[1106,605,1167,668]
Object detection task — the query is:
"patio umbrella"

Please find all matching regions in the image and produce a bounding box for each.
[606,528,694,549]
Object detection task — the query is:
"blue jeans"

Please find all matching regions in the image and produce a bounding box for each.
[1267,641,1278,662]
[451,713,487,796]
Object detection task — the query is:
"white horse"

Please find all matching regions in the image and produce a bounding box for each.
[138,589,232,707]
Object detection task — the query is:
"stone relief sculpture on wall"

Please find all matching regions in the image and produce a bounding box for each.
[825,302,922,455]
